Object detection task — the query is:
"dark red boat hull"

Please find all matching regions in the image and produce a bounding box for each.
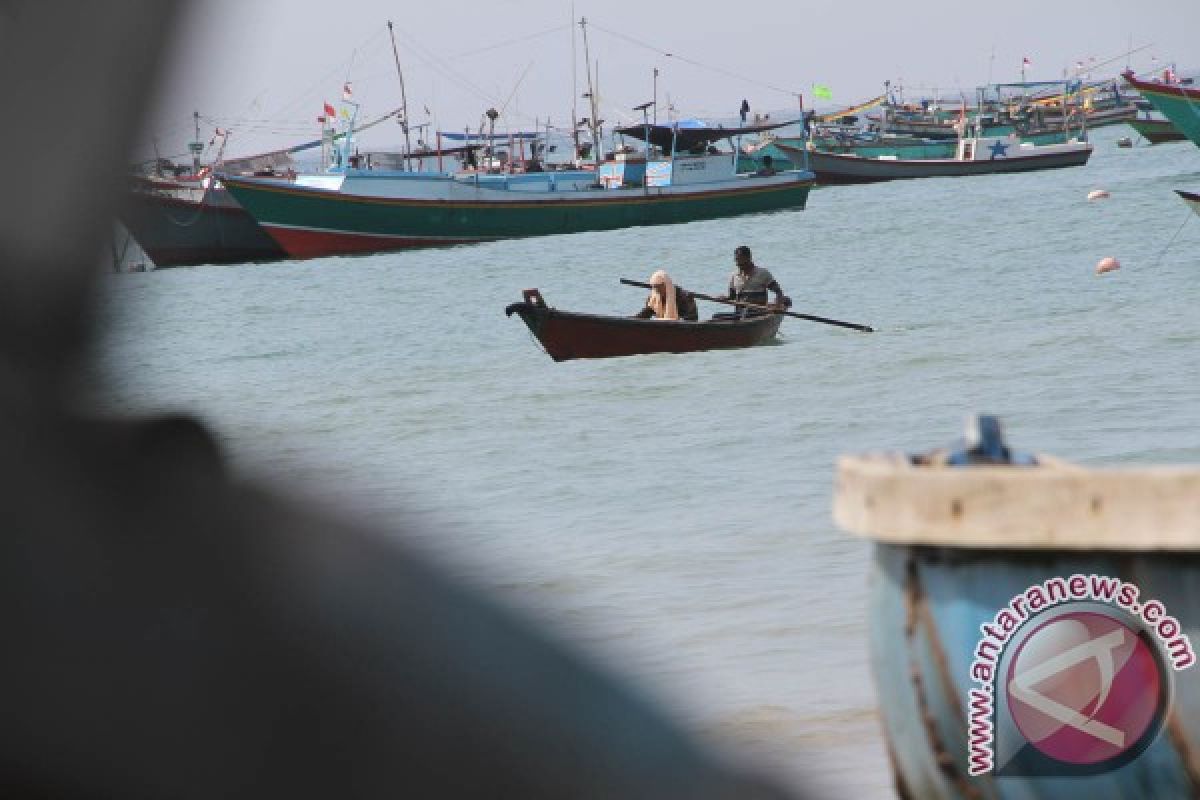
[505,301,783,361]
[119,187,286,268]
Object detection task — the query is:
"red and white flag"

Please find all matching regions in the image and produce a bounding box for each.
[342,82,353,101]
[323,101,336,118]
[1022,56,1032,68]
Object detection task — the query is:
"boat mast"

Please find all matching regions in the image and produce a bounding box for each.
[653,67,658,125]
[570,3,580,165]
[387,20,414,171]
[580,16,602,168]
[189,110,203,174]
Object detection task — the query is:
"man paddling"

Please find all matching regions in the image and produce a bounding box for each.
[718,246,791,318]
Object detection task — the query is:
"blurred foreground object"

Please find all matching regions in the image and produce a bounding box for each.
[0,3,797,798]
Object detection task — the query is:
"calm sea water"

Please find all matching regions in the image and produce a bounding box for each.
[98,126,1200,797]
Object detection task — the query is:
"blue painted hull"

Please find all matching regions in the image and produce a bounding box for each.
[870,543,1200,798]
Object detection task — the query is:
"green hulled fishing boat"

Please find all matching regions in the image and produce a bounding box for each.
[222,122,814,259]
[1128,116,1186,144]
[1122,71,1200,148]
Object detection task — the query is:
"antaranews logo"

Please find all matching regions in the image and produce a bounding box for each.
[966,574,1195,777]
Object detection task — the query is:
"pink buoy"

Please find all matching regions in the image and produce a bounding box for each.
[1087,189,1110,200]
[1095,256,1120,275]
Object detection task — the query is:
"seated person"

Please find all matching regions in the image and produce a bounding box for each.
[755,155,777,176]
[634,270,699,321]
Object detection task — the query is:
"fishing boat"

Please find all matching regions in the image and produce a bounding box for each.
[1128,116,1186,144]
[504,289,782,361]
[872,80,1133,140]
[776,132,1092,185]
[119,105,409,268]
[221,121,815,259]
[834,415,1200,798]
[120,174,286,268]
[784,80,1096,184]
[1121,71,1200,148]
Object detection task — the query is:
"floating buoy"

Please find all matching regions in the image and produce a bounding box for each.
[1095,256,1120,275]
[1087,189,1110,201]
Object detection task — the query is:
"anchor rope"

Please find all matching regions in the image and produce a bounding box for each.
[1148,207,1194,270]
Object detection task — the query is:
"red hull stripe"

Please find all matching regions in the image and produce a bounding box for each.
[1123,74,1200,101]
[264,224,484,258]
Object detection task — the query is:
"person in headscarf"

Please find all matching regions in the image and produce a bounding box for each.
[634,270,699,321]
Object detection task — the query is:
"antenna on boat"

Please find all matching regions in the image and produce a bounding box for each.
[633,100,654,162]
[485,107,499,173]
[189,110,203,174]
[387,21,414,172]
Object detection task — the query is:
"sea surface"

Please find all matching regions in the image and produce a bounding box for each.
[97,126,1200,797]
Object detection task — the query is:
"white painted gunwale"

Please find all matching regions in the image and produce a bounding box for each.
[834,453,1200,551]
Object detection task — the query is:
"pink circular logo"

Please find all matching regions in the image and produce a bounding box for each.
[1005,611,1165,766]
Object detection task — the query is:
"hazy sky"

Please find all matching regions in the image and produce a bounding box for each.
[145,0,1198,161]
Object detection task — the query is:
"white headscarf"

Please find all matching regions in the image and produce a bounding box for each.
[647,270,679,320]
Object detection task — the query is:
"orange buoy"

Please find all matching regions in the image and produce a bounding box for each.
[1095,256,1120,274]
[1088,189,1110,201]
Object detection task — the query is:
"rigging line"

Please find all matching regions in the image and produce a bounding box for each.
[386,24,557,128]
[1149,209,1193,270]
[497,62,536,117]
[261,28,389,122]
[586,21,803,98]
[390,25,502,108]
[1073,44,1154,77]
[447,24,570,60]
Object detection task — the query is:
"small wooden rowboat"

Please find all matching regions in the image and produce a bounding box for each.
[505,289,782,362]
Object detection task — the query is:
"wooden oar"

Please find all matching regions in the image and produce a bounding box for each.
[620,278,875,333]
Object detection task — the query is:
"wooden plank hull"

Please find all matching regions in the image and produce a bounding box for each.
[221,171,814,260]
[504,300,782,361]
[836,449,1200,797]
[119,186,285,268]
[868,543,1200,799]
[777,143,1092,185]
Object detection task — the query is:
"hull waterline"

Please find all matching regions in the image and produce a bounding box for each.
[778,143,1092,185]
[119,185,285,268]
[222,171,814,259]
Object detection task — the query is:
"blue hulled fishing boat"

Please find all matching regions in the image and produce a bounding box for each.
[834,416,1200,798]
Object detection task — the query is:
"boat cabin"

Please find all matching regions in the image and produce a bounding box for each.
[603,119,798,188]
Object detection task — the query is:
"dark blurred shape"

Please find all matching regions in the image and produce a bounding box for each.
[0,3,802,798]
